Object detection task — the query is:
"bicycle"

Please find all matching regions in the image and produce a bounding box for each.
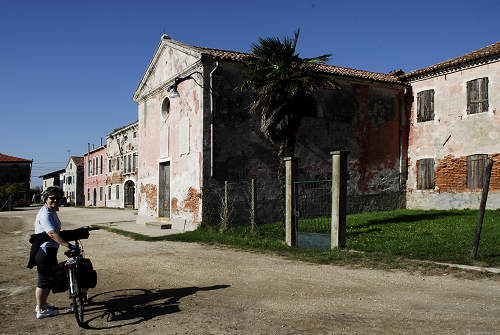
[62,226,99,327]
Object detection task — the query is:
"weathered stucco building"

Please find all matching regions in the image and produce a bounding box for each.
[133,35,410,228]
[84,146,107,207]
[62,156,84,206]
[402,41,500,209]
[106,121,138,208]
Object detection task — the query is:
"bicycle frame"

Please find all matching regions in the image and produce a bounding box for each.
[62,226,99,327]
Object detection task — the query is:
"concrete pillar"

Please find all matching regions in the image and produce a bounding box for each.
[284,157,297,247]
[331,151,349,248]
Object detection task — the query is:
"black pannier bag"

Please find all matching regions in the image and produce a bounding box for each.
[78,258,97,289]
[60,228,90,242]
[52,261,69,293]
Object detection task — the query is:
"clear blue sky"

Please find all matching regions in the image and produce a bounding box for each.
[1,0,499,187]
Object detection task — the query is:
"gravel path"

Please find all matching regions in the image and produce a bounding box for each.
[1,207,499,334]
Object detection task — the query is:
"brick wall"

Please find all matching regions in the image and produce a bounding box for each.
[435,155,467,192]
[434,154,500,193]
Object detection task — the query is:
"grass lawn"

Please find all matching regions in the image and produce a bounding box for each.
[98,209,500,273]
[345,209,499,267]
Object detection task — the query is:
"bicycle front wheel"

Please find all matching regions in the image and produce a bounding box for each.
[73,294,85,326]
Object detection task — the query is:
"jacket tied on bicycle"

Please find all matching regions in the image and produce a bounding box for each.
[28,228,90,268]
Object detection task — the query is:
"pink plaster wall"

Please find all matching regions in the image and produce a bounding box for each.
[136,41,204,226]
[83,146,107,207]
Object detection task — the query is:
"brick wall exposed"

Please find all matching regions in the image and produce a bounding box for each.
[434,154,500,192]
[488,154,500,190]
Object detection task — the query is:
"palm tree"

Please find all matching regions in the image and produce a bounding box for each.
[239,29,336,227]
[240,28,336,160]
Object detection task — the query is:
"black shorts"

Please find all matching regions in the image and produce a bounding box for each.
[35,247,58,289]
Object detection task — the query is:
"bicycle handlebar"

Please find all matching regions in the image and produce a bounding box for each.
[60,226,100,242]
[64,248,81,258]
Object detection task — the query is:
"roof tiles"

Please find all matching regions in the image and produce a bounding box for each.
[0,153,32,163]
[71,156,84,167]
[168,39,404,84]
[402,41,500,79]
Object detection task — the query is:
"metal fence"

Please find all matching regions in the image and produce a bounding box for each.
[226,180,254,228]
[293,180,332,233]
[203,179,259,231]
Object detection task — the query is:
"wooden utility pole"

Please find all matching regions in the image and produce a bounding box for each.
[471,158,493,258]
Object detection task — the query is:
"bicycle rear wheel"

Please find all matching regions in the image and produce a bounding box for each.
[73,294,84,326]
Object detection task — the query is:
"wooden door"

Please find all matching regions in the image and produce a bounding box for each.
[159,162,170,217]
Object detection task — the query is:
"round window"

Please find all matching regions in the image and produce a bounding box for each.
[161,97,170,119]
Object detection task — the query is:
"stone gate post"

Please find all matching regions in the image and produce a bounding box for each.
[284,157,297,246]
[331,151,349,248]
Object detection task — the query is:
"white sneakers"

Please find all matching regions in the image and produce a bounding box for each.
[35,304,74,319]
[35,304,56,313]
[36,308,58,319]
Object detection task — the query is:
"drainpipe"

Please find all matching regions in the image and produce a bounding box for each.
[209,61,219,177]
[399,93,403,187]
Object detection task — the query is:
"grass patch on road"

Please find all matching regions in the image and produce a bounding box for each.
[97,209,500,277]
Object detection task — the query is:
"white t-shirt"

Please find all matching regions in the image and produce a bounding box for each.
[34,206,62,250]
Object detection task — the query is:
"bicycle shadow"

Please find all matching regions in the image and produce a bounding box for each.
[80,285,230,330]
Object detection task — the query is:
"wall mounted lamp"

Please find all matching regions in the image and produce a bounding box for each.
[167,71,202,99]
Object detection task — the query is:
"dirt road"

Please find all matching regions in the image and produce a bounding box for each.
[1,207,499,334]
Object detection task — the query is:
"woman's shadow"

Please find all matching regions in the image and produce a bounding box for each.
[80,285,230,330]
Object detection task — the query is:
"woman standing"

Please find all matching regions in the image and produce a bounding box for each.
[34,186,77,319]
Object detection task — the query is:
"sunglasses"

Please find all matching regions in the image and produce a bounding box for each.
[48,196,60,201]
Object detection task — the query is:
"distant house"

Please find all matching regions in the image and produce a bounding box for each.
[62,156,84,206]
[133,35,409,229]
[106,121,138,208]
[39,169,65,192]
[84,146,107,207]
[401,41,500,209]
[0,153,32,204]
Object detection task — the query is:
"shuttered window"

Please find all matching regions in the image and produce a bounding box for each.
[417,90,434,122]
[417,158,435,189]
[467,78,488,114]
[467,154,487,188]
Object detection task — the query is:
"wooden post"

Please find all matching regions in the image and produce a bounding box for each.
[331,151,348,249]
[471,158,493,258]
[284,157,297,246]
[251,178,256,232]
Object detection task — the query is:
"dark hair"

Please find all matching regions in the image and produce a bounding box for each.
[42,186,63,203]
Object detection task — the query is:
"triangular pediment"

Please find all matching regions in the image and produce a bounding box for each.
[133,35,204,101]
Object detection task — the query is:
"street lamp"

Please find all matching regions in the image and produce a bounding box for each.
[167,71,202,99]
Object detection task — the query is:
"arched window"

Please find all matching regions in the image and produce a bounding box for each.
[161,97,170,119]
[124,180,135,208]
